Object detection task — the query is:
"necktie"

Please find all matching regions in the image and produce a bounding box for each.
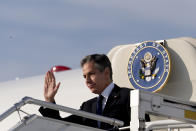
[96,95,103,127]
[97,95,104,115]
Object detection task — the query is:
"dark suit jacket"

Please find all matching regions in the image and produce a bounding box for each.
[39,84,149,130]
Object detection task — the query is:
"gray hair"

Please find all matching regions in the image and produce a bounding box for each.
[80,54,113,80]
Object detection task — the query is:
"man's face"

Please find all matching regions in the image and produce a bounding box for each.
[82,61,109,94]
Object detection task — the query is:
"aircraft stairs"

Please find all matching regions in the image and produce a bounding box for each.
[0,96,123,131]
[1,90,196,131]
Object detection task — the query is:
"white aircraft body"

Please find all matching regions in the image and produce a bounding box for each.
[1,37,196,131]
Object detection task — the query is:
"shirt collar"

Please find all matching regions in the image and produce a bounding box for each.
[101,83,114,100]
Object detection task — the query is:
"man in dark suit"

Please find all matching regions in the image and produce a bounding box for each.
[39,54,149,130]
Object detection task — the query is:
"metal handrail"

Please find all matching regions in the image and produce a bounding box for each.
[0,96,124,127]
[145,120,193,131]
[118,120,193,131]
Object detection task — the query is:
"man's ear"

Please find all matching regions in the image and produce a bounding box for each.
[104,67,110,77]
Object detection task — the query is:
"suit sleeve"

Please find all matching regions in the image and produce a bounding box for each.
[38,102,86,125]
[39,102,61,120]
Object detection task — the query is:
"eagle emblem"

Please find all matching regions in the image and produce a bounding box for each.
[139,52,159,81]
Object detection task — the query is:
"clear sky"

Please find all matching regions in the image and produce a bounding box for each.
[0,0,195,82]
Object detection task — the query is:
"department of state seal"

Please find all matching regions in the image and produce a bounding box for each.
[127,41,171,92]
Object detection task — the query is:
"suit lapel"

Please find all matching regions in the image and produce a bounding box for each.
[103,85,120,114]
[92,98,98,114]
